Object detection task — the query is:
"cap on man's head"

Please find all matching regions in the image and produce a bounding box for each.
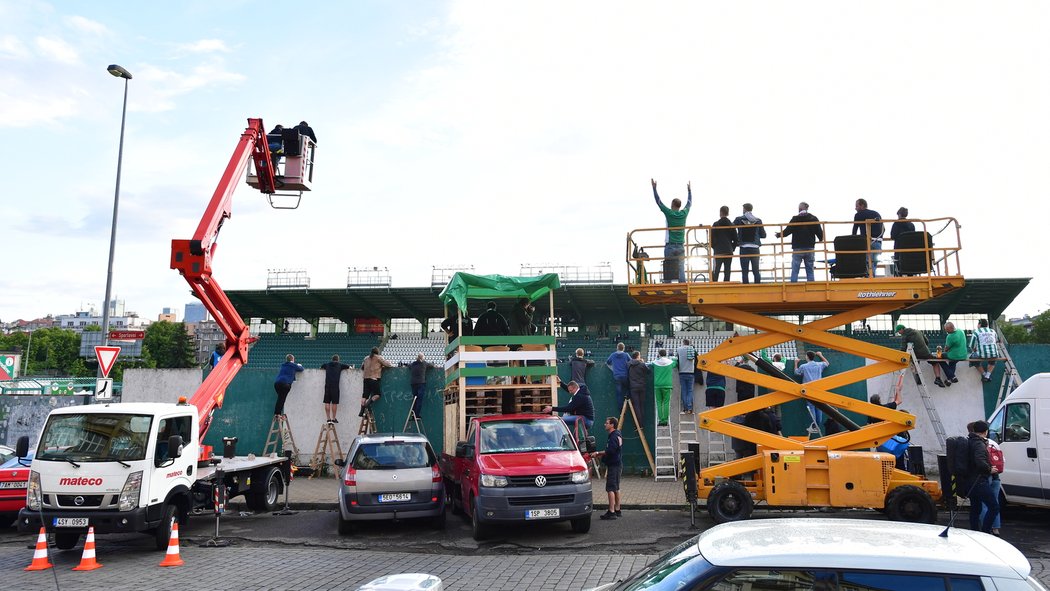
[895,324,905,333]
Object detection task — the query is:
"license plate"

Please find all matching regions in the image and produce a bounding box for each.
[526,508,560,520]
[53,518,89,528]
[0,481,25,489]
[379,493,411,503]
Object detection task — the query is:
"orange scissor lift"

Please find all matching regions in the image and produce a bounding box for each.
[627,216,965,523]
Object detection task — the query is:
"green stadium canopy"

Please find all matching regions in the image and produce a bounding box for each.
[439,272,561,313]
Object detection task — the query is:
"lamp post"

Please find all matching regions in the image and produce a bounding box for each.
[100,64,132,375]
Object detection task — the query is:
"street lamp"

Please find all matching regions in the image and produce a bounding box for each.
[100,64,132,375]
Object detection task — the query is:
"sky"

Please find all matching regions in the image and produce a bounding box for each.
[2,1,1048,324]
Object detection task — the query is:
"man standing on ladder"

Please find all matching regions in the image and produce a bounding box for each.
[408,353,434,420]
[320,354,351,424]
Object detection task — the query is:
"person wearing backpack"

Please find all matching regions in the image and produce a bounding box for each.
[960,420,1000,534]
[981,437,1005,536]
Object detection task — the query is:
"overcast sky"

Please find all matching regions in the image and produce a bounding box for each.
[2,1,1047,324]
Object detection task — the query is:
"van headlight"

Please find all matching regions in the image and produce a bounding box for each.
[480,473,508,488]
[571,470,589,484]
[118,471,143,511]
[27,471,42,510]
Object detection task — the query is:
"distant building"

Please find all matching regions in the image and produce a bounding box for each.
[158,308,178,323]
[56,308,150,334]
[1008,315,1035,332]
[1,316,56,334]
[184,303,207,324]
[193,320,224,365]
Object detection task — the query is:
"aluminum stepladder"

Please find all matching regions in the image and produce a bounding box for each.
[654,420,677,481]
[402,397,426,436]
[907,345,947,450]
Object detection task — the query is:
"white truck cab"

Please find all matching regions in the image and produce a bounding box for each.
[987,373,1050,508]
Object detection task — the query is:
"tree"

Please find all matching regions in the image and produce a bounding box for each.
[1027,310,1050,344]
[143,321,196,368]
[999,322,1030,346]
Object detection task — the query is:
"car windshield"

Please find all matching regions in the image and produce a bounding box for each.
[36,413,153,462]
[479,419,577,454]
[609,537,714,591]
[352,440,431,470]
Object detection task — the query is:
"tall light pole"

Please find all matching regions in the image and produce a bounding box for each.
[100,64,132,375]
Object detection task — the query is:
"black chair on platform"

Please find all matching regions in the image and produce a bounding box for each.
[895,231,934,276]
[281,128,302,157]
[831,235,869,279]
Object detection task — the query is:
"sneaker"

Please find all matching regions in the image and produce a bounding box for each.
[599,511,617,520]
[658,421,668,427]
[933,378,945,388]
[950,377,959,383]
[332,418,339,424]
[614,510,622,517]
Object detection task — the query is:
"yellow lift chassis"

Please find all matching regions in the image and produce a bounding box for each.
[626,217,965,523]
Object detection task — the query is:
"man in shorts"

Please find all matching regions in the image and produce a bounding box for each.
[596,416,623,520]
[320,354,350,424]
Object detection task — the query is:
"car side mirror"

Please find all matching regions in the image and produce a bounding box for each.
[334,458,345,467]
[16,436,29,458]
[580,435,597,454]
[168,435,184,459]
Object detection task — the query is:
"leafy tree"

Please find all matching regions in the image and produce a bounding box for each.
[143,321,195,368]
[999,322,1030,346]
[3,328,88,376]
[1027,310,1050,344]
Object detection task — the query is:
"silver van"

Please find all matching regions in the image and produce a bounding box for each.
[335,432,445,534]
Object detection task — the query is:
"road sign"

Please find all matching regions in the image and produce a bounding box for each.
[109,330,145,340]
[95,346,121,378]
[95,378,113,400]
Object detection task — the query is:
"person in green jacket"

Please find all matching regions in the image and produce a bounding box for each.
[941,321,968,385]
[651,348,678,426]
[651,178,692,283]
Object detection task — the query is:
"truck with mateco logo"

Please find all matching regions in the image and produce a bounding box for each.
[15,117,315,550]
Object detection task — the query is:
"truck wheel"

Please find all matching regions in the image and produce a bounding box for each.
[55,531,80,550]
[885,485,937,524]
[471,498,488,541]
[337,512,353,536]
[707,481,754,524]
[446,481,463,516]
[247,466,283,512]
[570,513,592,533]
[154,503,177,551]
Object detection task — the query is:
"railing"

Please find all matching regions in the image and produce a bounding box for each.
[626,217,961,285]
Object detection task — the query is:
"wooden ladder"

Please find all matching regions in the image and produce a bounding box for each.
[402,398,426,436]
[618,399,656,475]
[263,415,300,463]
[309,422,344,478]
[358,407,377,436]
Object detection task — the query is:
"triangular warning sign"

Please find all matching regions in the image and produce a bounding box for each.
[95,346,121,378]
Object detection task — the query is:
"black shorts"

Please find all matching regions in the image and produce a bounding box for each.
[323,384,340,404]
[363,378,382,397]
[605,464,622,492]
[705,388,726,408]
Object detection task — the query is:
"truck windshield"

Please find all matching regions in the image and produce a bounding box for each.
[479,419,577,454]
[36,413,153,463]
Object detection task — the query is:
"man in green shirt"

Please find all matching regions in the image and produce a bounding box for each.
[941,321,968,385]
[651,348,678,426]
[652,178,692,283]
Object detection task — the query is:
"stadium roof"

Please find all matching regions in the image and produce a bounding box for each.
[224,277,1029,326]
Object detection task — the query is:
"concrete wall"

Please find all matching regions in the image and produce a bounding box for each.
[0,395,92,447]
[122,368,203,403]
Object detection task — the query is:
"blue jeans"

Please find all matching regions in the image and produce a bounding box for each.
[979,477,1002,529]
[791,251,815,282]
[868,239,882,277]
[563,414,594,431]
[663,242,686,283]
[614,376,629,411]
[411,382,426,415]
[739,247,760,283]
[679,373,695,411]
[806,402,823,432]
[969,477,999,533]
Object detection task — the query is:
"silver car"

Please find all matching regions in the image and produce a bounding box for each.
[335,433,445,534]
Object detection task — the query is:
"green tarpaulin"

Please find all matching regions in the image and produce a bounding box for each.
[438,273,561,313]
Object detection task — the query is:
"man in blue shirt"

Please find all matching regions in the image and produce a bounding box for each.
[606,342,632,411]
[852,198,884,277]
[795,351,830,434]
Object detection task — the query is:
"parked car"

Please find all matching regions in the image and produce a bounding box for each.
[588,518,1045,591]
[0,445,14,465]
[0,452,32,529]
[335,433,445,535]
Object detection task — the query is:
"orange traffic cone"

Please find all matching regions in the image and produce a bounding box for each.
[72,526,103,571]
[25,527,53,571]
[158,522,184,567]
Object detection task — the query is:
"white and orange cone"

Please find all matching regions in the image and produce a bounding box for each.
[72,526,103,571]
[158,522,184,567]
[24,527,53,571]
